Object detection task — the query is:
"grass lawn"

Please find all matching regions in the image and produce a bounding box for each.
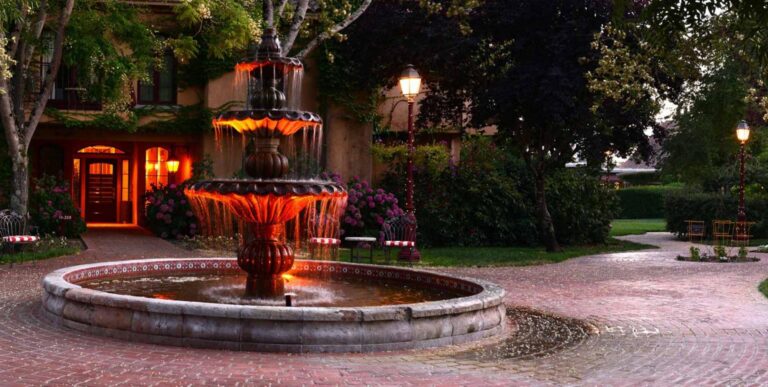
[610,218,666,236]
[337,237,654,267]
[0,238,81,265]
[760,278,768,298]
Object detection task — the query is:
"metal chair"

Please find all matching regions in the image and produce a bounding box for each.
[0,210,39,265]
[381,215,417,264]
[732,221,756,247]
[685,220,705,243]
[307,215,341,260]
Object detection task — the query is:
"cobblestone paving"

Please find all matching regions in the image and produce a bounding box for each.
[1,229,767,386]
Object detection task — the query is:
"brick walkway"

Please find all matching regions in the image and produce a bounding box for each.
[1,229,767,385]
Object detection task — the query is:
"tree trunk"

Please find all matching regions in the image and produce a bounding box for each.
[534,171,560,252]
[10,152,29,217]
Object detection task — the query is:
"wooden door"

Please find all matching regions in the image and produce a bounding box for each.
[85,160,117,222]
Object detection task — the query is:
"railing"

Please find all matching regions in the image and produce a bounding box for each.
[48,88,102,111]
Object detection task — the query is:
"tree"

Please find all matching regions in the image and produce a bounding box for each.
[0,0,374,218]
[425,1,671,251]
[1,0,75,216]
[635,1,768,189]
[319,0,674,251]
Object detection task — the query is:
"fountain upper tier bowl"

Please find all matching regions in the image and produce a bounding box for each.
[212,109,323,136]
[42,258,507,353]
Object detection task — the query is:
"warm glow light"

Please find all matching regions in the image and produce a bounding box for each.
[234,60,302,74]
[184,189,347,225]
[166,158,180,174]
[213,117,320,136]
[399,64,421,101]
[146,162,155,172]
[736,120,751,143]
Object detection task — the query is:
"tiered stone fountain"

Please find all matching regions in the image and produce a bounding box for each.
[185,29,346,297]
[41,31,507,352]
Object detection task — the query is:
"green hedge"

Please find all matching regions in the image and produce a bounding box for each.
[379,137,618,247]
[620,172,661,186]
[664,190,768,239]
[617,185,680,218]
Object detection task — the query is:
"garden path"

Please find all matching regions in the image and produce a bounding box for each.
[0,229,766,385]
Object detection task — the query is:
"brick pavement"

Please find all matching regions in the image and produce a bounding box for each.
[1,228,767,386]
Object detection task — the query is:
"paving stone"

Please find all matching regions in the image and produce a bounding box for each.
[1,229,768,385]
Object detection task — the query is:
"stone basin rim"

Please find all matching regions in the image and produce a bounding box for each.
[42,258,506,321]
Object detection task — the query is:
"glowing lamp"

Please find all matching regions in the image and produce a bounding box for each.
[398,64,421,101]
[166,157,180,174]
[146,162,155,172]
[736,120,751,143]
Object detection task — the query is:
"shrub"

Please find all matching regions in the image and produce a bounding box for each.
[341,176,404,237]
[616,185,680,218]
[621,172,662,186]
[145,183,199,239]
[378,137,616,247]
[664,190,768,238]
[547,168,619,244]
[29,175,86,237]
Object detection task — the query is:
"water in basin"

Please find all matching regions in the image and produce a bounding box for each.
[78,272,468,307]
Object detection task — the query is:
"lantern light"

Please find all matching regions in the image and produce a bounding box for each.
[398,64,421,102]
[736,120,751,143]
[166,157,180,174]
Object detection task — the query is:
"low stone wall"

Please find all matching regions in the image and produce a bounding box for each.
[42,259,507,353]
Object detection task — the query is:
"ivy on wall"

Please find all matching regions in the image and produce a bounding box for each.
[44,102,239,135]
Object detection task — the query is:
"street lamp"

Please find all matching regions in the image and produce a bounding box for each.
[736,120,750,223]
[398,64,421,261]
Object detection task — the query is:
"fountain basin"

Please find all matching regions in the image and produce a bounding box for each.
[41,258,507,353]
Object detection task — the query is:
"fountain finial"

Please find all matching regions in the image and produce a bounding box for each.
[258,28,282,57]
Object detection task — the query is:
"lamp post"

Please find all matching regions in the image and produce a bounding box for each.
[398,64,421,261]
[736,120,751,223]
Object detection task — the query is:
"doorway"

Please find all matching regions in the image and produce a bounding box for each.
[84,159,118,223]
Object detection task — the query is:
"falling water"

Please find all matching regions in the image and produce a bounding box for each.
[190,33,342,263]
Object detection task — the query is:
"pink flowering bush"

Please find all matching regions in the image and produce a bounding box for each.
[340,176,404,237]
[30,175,86,237]
[145,183,198,239]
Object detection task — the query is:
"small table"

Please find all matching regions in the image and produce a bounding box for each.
[345,237,376,263]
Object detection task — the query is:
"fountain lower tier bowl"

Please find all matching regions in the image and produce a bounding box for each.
[185,179,347,223]
[42,259,507,353]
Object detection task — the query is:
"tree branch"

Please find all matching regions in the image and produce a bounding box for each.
[7,5,27,59]
[0,31,21,159]
[263,0,274,28]
[23,0,48,71]
[296,0,373,59]
[24,0,74,149]
[276,0,288,20]
[281,0,309,54]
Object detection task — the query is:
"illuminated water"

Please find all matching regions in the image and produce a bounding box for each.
[79,273,467,307]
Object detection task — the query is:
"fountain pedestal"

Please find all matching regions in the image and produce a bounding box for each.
[238,224,294,297]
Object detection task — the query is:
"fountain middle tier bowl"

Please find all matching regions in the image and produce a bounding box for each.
[185,179,346,224]
[213,109,323,136]
[42,259,507,353]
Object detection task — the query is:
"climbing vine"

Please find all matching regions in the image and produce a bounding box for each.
[44,102,236,134]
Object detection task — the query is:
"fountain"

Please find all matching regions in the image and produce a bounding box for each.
[185,28,346,298]
[41,30,507,352]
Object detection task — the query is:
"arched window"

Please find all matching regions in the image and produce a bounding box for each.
[77,145,125,154]
[145,147,169,188]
